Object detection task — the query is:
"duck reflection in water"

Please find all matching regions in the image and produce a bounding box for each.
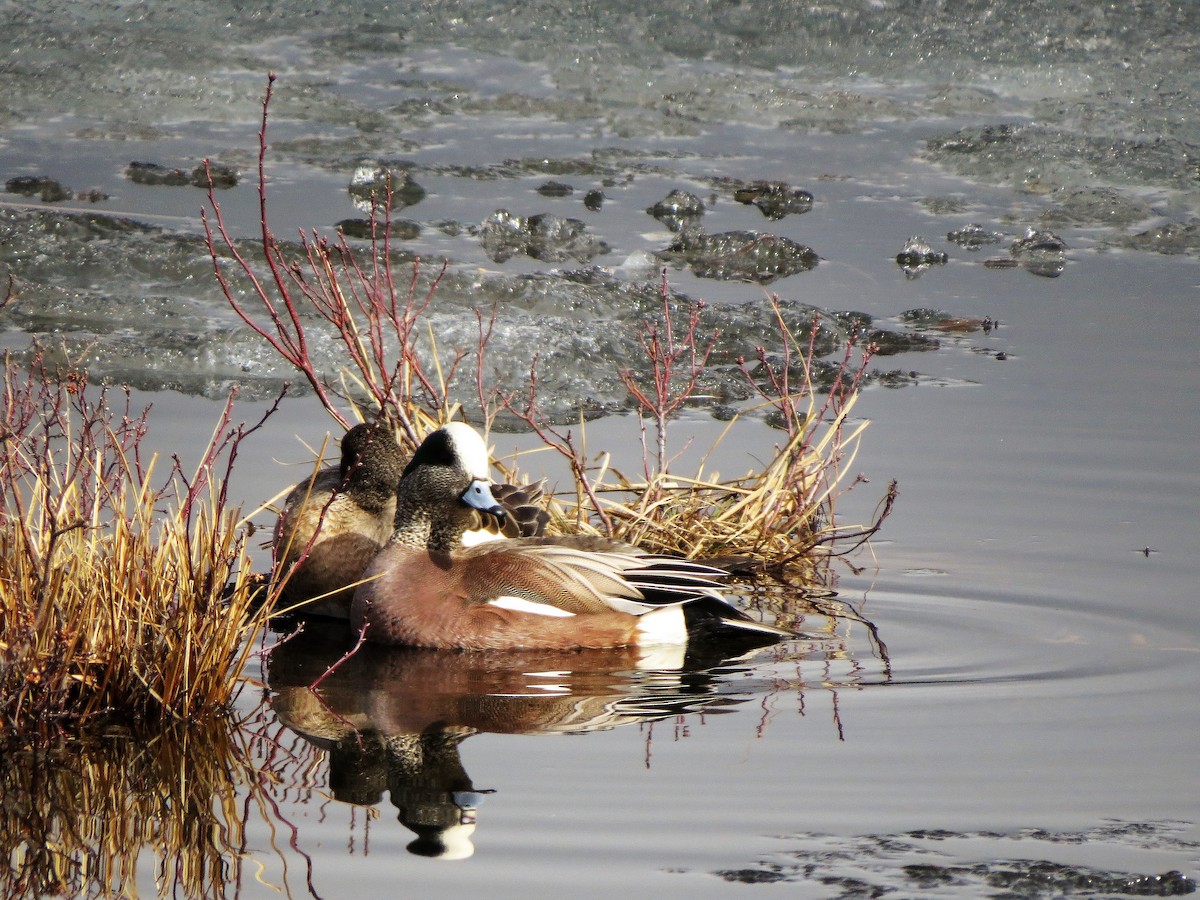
[267,619,759,859]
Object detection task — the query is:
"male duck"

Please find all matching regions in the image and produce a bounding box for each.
[351,422,794,651]
[273,422,551,618]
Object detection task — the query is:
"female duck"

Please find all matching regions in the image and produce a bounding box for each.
[351,422,793,651]
[273,422,405,617]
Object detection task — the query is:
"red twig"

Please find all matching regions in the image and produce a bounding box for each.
[618,271,717,475]
[504,354,615,536]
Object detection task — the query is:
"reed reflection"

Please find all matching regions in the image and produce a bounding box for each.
[1,718,276,899]
[266,620,764,860]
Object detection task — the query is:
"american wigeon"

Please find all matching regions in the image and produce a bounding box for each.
[273,422,551,618]
[273,422,404,618]
[351,422,794,650]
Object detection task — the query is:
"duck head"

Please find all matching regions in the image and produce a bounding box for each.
[403,421,505,518]
[392,422,506,551]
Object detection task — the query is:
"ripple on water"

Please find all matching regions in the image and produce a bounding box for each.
[832,582,1197,696]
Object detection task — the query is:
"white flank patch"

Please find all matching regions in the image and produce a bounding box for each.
[635,604,687,646]
[487,596,576,617]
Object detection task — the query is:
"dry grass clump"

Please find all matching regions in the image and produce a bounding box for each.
[505,289,895,575]
[204,75,894,580]
[0,344,270,740]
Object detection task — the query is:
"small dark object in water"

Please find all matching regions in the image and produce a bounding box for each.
[1011,226,1068,254]
[478,208,528,263]
[896,236,948,276]
[127,159,238,189]
[733,180,814,219]
[867,328,940,356]
[193,163,239,189]
[478,208,610,263]
[647,189,705,231]
[1010,228,1067,278]
[901,308,991,333]
[995,351,1008,360]
[5,175,72,202]
[525,213,609,262]
[536,180,573,197]
[871,369,922,388]
[1121,870,1193,894]
[583,188,605,211]
[947,223,1004,249]
[349,164,426,209]
[983,257,1019,269]
[125,161,191,186]
[715,868,791,884]
[1023,256,1065,277]
[661,226,817,283]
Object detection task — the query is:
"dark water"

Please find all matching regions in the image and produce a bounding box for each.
[2,3,1198,897]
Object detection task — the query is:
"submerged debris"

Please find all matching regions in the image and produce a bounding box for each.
[1011,227,1068,254]
[947,223,1005,249]
[348,164,426,211]
[660,227,818,283]
[1010,226,1068,278]
[647,189,705,232]
[901,309,997,334]
[895,236,948,277]
[536,180,574,197]
[202,164,239,189]
[125,161,238,189]
[1117,220,1200,255]
[126,161,190,187]
[5,175,72,202]
[926,122,1021,156]
[732,180,815,219]
[1039,187,1153,227]
[871,368,924,387]
[478,209,611,263]
[867,328,940,355]
[706,824,1200,896]
[926,123,1200,194]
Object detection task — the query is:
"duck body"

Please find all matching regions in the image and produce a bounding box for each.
[354,538,703,650]
[351,422,793,651]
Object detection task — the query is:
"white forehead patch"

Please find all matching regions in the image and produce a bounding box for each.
[442,421,492,480]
